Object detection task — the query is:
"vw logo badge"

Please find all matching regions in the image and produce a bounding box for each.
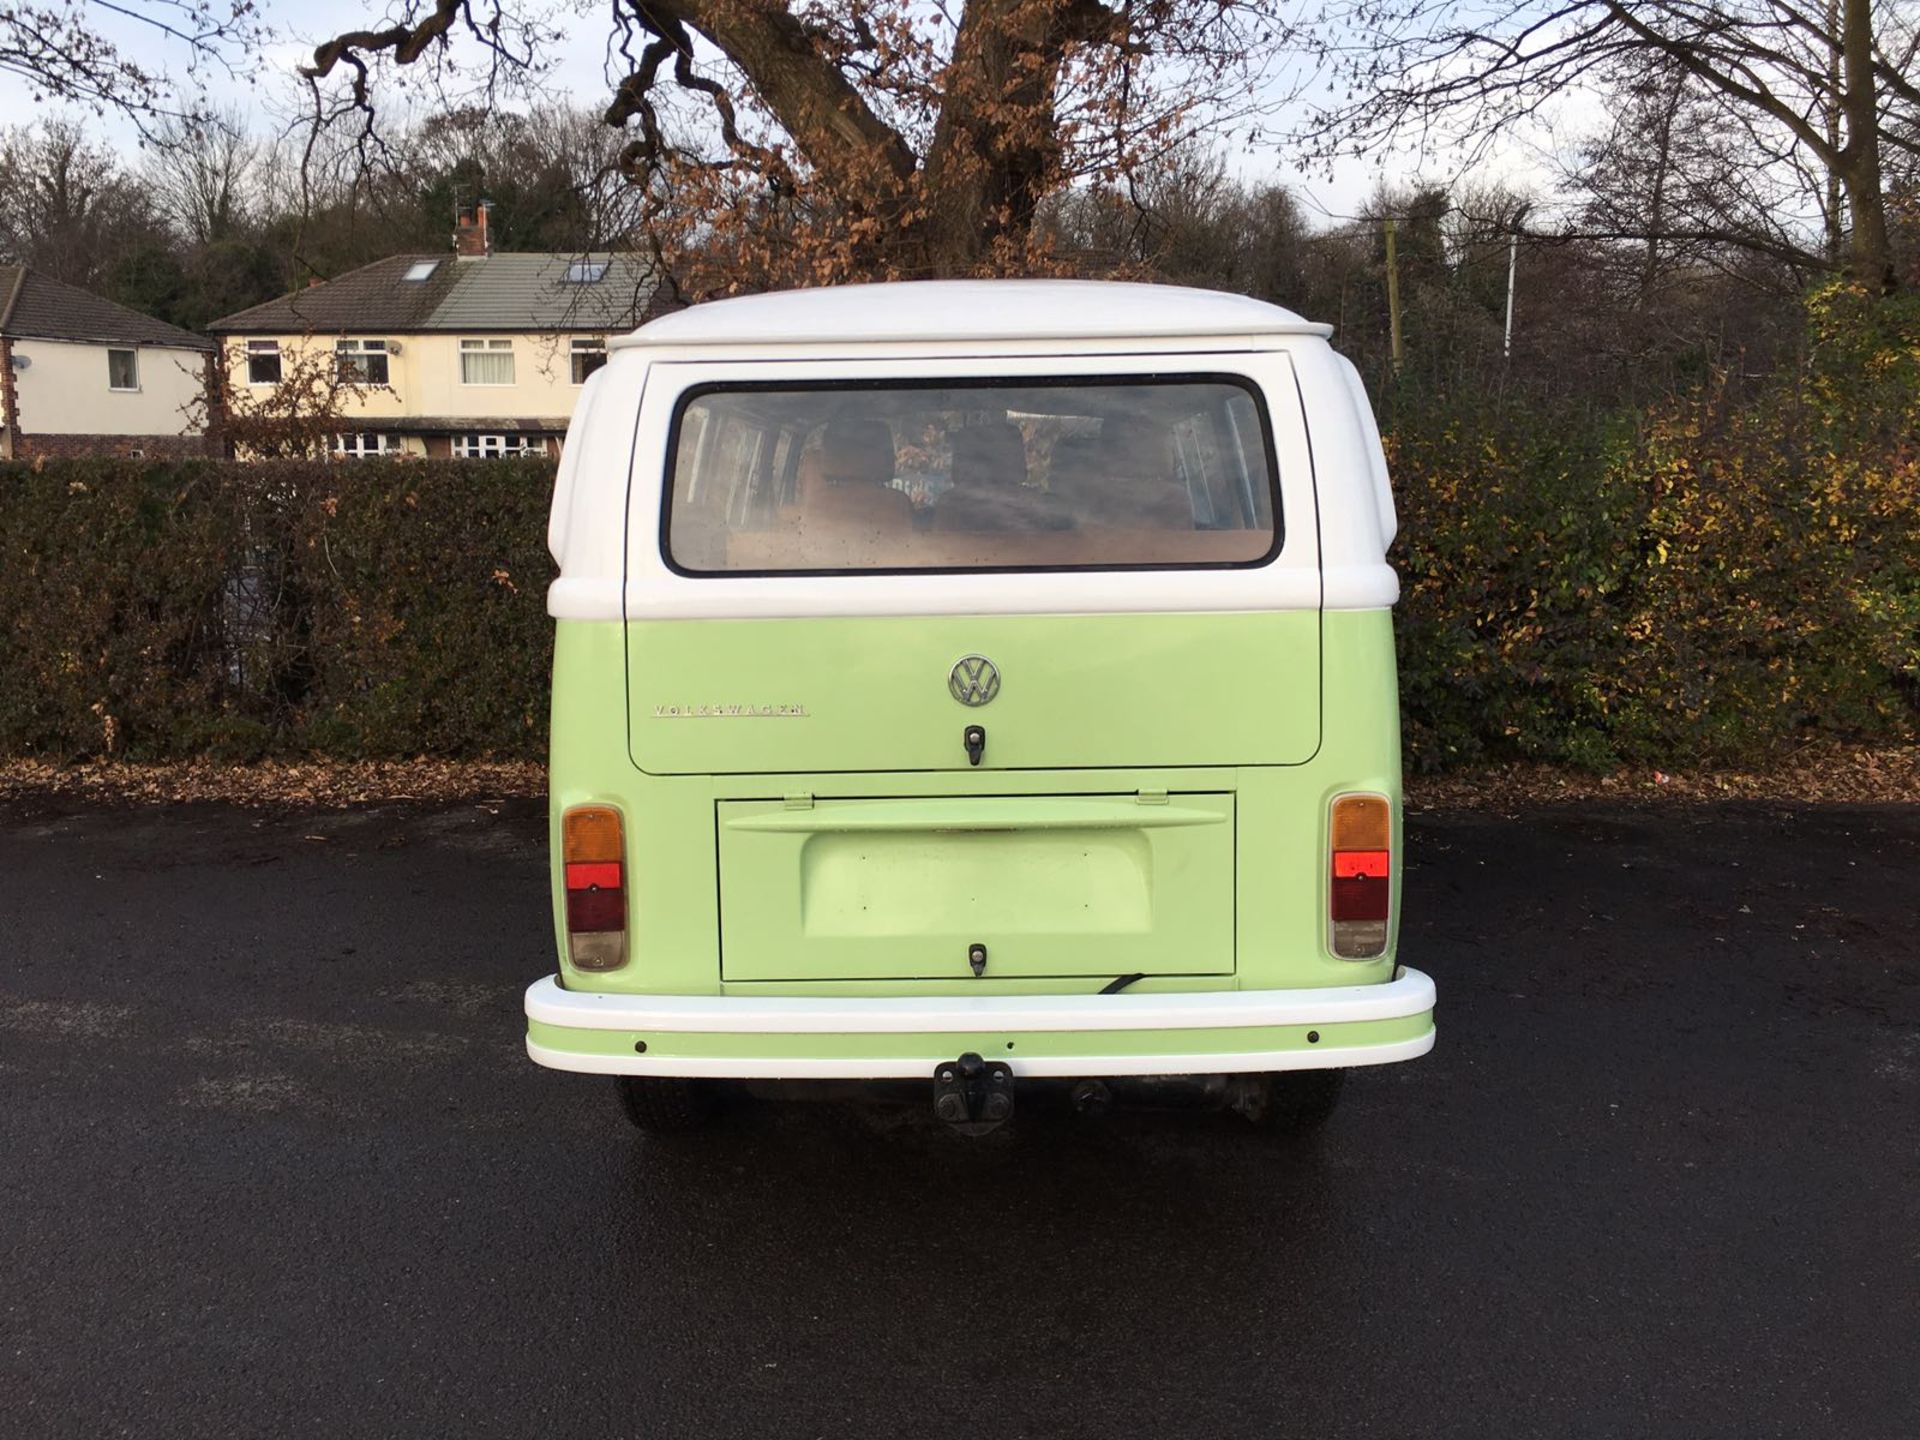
[948,655,1001,707]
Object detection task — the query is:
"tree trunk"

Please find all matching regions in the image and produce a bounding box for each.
[1639,69,1681,306]
[1838,0,1896,291]
[641,0,916,188]
[1822,0,1845,264]
[917,0,1095,274]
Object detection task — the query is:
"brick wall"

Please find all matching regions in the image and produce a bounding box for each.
[0,335,19,458]
[16,432,215,460]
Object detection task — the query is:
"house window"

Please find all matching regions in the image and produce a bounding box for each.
[107,348,139,391]
[459,338,515,385]
[403,260,440,281]
[563,259,608,284]
[246,341,281,385]
[452,433,547,458]
[570,337,607,385]
[331,433,402,459]
[335,338,390,385]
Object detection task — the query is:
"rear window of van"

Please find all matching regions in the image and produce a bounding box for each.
[663,376,1279,574]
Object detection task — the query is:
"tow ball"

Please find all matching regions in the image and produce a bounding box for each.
[932,1052,1014,1135]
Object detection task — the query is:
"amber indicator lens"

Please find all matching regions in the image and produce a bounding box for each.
[1331,794,1391,851]
[563,805,623,863]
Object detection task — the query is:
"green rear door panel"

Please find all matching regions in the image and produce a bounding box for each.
[626,612,1320,775]
[716,794,1236,981]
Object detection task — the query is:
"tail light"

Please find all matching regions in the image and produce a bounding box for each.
[1329,793,1391,959]
[562,804,627,971]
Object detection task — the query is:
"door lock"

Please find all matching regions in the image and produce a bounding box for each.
[968,942,988,977]
[963,724,986,766]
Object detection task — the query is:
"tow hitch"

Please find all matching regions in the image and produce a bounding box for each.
[932,1052,1014,1135]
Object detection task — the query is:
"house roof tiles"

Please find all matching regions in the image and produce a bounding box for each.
[209,253,660,335]
[0,265,214,350]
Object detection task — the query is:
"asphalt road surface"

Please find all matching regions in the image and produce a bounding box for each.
[3,795,1916,1439]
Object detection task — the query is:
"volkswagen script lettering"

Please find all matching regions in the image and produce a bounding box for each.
[653,703,809,718]
[948,655,1001,707]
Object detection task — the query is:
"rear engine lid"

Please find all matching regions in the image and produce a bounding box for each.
[716,793,1235,982]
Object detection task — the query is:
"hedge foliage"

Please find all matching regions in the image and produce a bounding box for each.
[1391,282,1920,770]
[0,285,1914,770]
[0,458,555,760]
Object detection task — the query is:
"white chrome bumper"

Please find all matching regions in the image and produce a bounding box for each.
[524,968,1435,1080]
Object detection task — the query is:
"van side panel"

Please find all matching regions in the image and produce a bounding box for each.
[549,620,722,997]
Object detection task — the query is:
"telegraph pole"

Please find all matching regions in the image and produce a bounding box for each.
[1384,218,1403,377]
[1503,204,1531,363]
[1503,229,1519,361]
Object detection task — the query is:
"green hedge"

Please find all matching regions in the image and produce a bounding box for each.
[0,457,555,760]
[1388,283,1920,770]
[1,286,1914,769]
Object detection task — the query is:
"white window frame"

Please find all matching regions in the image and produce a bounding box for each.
[245,340,281,387]
[619,351,1328,619]
[331,432,403,459]
[403,260,440,282]
[452,433,547,459]
[459,337,516,387]
[570,337,607,385]
[335,338,390,385]
[107,347,139,392]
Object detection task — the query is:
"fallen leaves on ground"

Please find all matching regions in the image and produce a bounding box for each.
[0,759,545,810]
[0,745,1915,813]
[1404,745,1920,809]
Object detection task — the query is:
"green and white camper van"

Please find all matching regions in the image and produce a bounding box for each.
[526,280,1434,1134]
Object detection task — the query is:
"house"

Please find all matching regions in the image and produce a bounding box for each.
[0,265,216,460]
[207,205,665,459]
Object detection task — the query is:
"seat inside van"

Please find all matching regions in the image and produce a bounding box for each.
[932,421,1071,534]
[775,418,914,566]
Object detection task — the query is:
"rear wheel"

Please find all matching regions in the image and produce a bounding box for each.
[615,1076,720,1134]
[1245,1070,1345,1134]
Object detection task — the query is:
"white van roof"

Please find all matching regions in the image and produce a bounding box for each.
[610,280,1333,350]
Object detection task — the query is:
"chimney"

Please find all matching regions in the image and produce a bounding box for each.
[454,200,491,260]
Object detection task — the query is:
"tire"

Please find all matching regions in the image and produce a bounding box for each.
[615,1075,720,1134]
[1246,1069,1345,1134]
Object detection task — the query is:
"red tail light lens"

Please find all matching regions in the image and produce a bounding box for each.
[562,805,627,971]
[1330,794,1392,958]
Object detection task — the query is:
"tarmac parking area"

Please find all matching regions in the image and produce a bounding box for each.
[2,796,1916,1438]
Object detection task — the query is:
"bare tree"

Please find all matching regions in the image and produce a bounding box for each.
[1,1,264,133]
[300,0,1304,286]
[1567,57,1827,298]
[1046,144,1313,305]
[0,120,162,285]
[143,107,262,246]
[1296,1,1920,291]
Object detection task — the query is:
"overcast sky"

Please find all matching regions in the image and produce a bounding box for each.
[1,0,1569,228]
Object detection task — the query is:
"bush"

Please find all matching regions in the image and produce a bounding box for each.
[1389,282,1920,769]
[291,459,554,756]
[1609,288,1920,759]
[0,459,254,759]
[1388,401,1644,769]
[0,456,556,760]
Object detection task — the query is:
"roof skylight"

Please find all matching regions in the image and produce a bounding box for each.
[563,259,609,284]
[404,260,440,282]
